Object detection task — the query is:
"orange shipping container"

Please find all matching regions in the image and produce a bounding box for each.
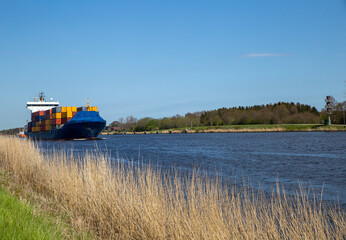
[52,119,62,125]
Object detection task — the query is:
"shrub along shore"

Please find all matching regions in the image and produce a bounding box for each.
[0,136,345,239]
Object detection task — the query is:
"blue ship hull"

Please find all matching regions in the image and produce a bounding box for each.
[25,111,106,140]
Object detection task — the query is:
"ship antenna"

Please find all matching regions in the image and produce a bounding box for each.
[86,98,90,107]
[39,92,45,102]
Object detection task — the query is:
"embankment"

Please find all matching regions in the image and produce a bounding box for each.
[0,136,345,239]
[102,124,346,135]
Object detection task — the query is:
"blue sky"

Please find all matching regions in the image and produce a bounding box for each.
[0,0,345,130]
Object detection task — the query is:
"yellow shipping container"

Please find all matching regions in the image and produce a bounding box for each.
[66,107,71,112]
[71,106,77,112]
[62,111,73,118]
[61,107,67,112]
[87,106,98,111]
[53,113,62,119]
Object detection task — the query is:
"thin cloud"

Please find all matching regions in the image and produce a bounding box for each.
[242,53,289,58]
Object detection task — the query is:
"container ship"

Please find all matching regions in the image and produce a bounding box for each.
[24,93,106,140]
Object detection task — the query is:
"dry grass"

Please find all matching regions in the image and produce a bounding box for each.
[0,136,345,239]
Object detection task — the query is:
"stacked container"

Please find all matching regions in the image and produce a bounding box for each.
[27,106,98,133]
[77,106,97,112]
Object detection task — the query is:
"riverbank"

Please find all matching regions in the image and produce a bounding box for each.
[0,136,345,239]
[101,124,346,135]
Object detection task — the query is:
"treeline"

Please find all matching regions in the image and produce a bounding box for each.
[108,101,345,132]
[0,128,24,135]
[200,102,320,126]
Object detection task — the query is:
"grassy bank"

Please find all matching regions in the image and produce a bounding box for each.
[0,136,345,239]
[103,124,346,135]
[0,186,65,239]
[0,172,91,239]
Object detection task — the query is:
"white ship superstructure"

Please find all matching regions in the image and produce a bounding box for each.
[26,92,59,113]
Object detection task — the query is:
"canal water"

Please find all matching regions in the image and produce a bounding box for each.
[38,132,346,207]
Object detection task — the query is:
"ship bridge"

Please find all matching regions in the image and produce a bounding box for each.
[26,93,59,112]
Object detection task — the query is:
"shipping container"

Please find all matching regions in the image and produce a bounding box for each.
[53,113,62,119]
[53,107,62,113]
[52,119,62,125]
[77,107,88,112]
[31,112,37,122]
[86,106,98,111]
[45,120,51,126]
[71,107,77,112]
[41,126,46,132]
[62,111,74,118]
[61,117,72,124]
[45,109,52,115]
[39,111,44,116]
[45,126,51,131]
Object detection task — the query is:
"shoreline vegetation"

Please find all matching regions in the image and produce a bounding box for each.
[0,186,89,239]
[0,136,345,239]
[106,101,346,134]
[101,124,346,135]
